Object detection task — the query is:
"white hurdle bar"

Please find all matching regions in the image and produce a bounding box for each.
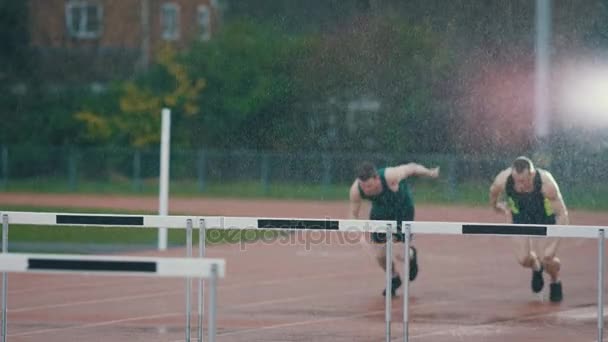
[400,221,607,342]
[0,212,393,233]
[0,212,211,342]
[0,211,397,342]
[4,212,605,342]
[0,252,224,342]
[0,253,225,278]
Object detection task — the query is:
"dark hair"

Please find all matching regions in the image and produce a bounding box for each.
[512,156,534,173]
[356,162,378,181]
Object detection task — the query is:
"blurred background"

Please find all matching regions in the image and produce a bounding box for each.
[1,4,607,340]
[1,0,608,209]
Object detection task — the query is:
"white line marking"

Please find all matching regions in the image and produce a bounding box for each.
[8,312,180,337]
[8,278,134,295]
[9,270,377,313]
[10,290,182,313]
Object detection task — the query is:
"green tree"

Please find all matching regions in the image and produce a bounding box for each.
[75,45,205,147]
[294,15,456,153]
[226,0,371,33]
[0,0,29,80]
[182,20,313,150]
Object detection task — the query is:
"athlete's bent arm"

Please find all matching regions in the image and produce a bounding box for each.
[542,171,570,225]
[384,163,439,183]
[349,181,363,219]
[489,169,510,215]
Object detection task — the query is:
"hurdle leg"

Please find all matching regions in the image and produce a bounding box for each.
[1,214,7,342]
[186,219,193,342]
[198,219,206,342]
[598,229,605,342]
[403,223,411,342]
[208,263,218,342]
[385,224,393,342]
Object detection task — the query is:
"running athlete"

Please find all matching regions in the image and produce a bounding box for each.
[489,156,569,302]
[349,161,440,296]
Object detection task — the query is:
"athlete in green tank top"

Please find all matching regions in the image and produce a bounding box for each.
[489,156,569,303]
[349,161,440,297]
[358,168,415,232]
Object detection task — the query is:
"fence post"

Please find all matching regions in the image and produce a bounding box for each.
[260,153,270,195]
[197,149,206,193]
[0,146,7,190]
[132,149,142,192]
[322,153,332,196]
[68,147,78,191]
[447,155,457,200]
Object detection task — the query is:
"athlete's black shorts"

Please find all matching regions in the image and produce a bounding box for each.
[369,218,410,243]
[370,231,405,243]
[369,209,414,244]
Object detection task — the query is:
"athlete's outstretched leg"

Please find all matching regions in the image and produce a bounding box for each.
[514,237,544,293]
[540,237,562,302]
[368,233,402,297]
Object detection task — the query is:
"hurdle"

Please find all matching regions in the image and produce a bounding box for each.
[1,212,212,342]
[0,252,225,342]
[204,217,398,341]
[0,212,397,341]
[400,221,607,342]
[4,211,604,342]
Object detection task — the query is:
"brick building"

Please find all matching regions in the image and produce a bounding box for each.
[28,0,224,81]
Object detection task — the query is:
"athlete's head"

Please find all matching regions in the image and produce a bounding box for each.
[511,156,535,192]
[356,162,382,195]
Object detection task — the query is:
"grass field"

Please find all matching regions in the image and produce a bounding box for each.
[4,177,608,210]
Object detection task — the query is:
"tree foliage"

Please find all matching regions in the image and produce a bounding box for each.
[294,15,455,153]
[180,21,312,149]
[3,1,608,155]
[75,46,205,147]
[0,0,29,80]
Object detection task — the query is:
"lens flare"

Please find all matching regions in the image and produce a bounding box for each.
[557,61,608,128]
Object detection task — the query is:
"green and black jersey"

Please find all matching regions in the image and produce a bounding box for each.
[505,170,556,225]
[358,168,415,242]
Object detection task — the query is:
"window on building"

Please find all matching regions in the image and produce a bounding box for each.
[161,3,180,41]
[197,5,211,41]
[346,97,381,134]
[65,1,103,39]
